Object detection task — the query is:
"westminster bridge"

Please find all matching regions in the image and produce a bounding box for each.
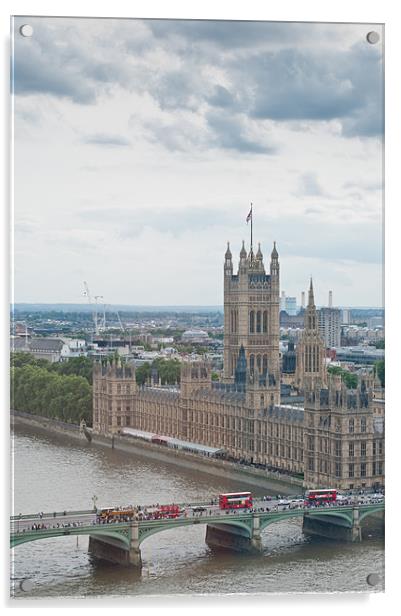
[10,498,384,568]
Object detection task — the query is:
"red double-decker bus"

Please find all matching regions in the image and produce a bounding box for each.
[219,492,253,510]
[305,489,337,503]
[158,504,181,518]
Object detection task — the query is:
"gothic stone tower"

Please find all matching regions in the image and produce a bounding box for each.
[295,279,327,392]
[223,240,280,404]
[93,358,137,435]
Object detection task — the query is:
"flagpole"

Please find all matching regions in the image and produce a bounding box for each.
[250,203,253,259]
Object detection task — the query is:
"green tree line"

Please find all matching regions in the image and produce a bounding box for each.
[10,353,93,425]
[136,358,181,386]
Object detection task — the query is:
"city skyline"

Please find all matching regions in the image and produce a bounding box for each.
[12,18,383,307]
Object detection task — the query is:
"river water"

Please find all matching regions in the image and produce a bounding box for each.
[10,423,384,598]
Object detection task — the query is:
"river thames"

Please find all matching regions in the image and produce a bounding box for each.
[10,423,384,598]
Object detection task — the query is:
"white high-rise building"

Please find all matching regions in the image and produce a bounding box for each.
[318,307,341,348]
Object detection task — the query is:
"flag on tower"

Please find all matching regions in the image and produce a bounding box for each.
[246,205,252,224]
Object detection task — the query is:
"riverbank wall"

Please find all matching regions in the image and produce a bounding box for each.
[11,410,304,494]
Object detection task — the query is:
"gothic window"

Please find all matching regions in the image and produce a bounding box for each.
[335,462,341,478]
[263,355,268,375]
[250,354,255,374]
[256,311,261,333]
[335,420,341,433]
[257,355,262,373]
[335,441,341,457]
[361,417,366,433]
[117,384,121,394]
[250,311,255,333]
[349,443,354,458]
[360,463,366,477]
[360,442,366,458]
[348,463,354,478]
[260,394,265,407]
[263,310,268,333]
[349,418,354,433]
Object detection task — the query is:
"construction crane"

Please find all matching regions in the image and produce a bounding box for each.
[83,281,102,336]
[116,310,125,334]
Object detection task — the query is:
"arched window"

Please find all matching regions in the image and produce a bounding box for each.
[263,355,268,374]
[257,355,262,373]
[250,310,255,333]
[263,310,268,333]
[249,354,255,374]
[256,311,261,333]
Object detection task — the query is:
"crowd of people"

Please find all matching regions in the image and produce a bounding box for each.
[12,490,384,533]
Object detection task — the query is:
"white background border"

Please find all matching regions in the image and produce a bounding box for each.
[1,0,399,613]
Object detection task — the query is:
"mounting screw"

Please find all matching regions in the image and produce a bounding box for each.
[366,31,380,45]
[19,24,33,37]
[366,573,380,586]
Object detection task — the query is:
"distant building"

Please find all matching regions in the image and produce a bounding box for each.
[369,316,384,328]
[181,330,210,344]
[285,297,297,316]
[318,307,341,348]
[26,338,67,363]
[342,308,351,325]
[334,346,384,366]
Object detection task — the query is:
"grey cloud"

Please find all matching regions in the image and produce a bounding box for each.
[13,19,130,104]
[83,133,131,147]
[206,85,239,110]
[206,111,277,154]
[244,44,382,131]
[148,20,316,49]
[12,18,383,141]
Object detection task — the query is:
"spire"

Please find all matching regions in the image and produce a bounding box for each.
[240,240,247,259]
[308,277,315,307]
[271,241,278,259]
[225,241,232,260]
[256,242,263,260]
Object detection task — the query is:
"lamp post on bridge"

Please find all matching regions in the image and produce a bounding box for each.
[92,495,98,513]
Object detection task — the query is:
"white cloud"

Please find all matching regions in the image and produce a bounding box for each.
[12,17,383,306]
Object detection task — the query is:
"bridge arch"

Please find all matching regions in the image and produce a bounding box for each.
[359,506,385,524]
[11,526,131,549]
[138,516,253,545]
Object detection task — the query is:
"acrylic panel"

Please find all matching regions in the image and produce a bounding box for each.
[10,16,384,598]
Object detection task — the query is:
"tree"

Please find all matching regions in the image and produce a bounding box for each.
[328,365,357,389]
[136,362,151,386]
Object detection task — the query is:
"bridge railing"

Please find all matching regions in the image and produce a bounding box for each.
[10,509,95,521]
[10,499,384,524]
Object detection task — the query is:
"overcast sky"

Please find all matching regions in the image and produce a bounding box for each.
[12,17,384,307]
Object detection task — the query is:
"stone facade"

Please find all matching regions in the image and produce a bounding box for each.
[93,242,385,490]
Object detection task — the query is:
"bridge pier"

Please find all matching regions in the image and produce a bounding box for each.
[88,523,142,568]
[206,516,262,554]
[302,508,362,543]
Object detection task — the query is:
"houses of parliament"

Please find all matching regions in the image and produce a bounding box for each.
[93,240,385,490]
